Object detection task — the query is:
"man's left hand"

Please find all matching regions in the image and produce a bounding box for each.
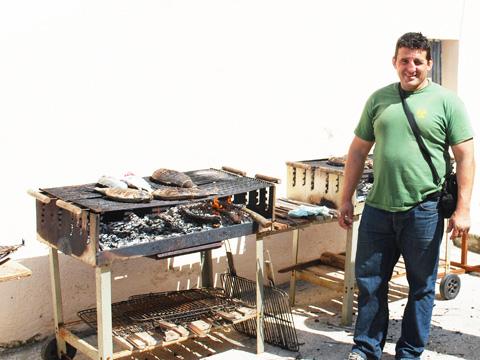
[447,209,471,239]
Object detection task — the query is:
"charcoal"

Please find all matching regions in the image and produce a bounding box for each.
[98,200,253,251]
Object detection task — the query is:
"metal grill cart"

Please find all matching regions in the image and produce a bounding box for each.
[29,168,277,360]
[280,158,373,325]
[283,158,475,313]
[286,157,373,216]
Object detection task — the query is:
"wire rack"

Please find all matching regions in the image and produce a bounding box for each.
[221,273,299,352]
[77,288,240,339]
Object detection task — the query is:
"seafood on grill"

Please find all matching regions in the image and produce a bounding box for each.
[327,155,373,170]
[97,175,128,189]
[122,174,153,192]
[152,187,216,200]
[327,155,347,167]
[94,187,153,203]
[151,168,195,188]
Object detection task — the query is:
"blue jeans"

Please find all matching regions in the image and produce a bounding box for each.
[351,200,443,360]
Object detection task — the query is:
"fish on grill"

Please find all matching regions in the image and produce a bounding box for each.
[327,155,373,170]
[122,175,153,192]
[152,187,216,200]
[151,169,195,188]
[97,175,128,189]
[94,187,153,203]
[327,155,347,167]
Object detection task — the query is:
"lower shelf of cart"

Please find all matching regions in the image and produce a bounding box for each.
[61,312,257,359]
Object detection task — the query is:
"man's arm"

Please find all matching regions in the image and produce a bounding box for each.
[338,136,374,229]
[449,138,475,238]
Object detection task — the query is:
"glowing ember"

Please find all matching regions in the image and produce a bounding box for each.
[212,197,221,209]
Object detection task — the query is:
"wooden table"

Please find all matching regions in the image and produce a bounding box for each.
[258,203,360,326]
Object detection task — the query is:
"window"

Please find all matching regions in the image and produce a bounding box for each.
[429,39,442,84]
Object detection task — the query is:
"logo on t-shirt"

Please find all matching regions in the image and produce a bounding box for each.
[416,109,427,120]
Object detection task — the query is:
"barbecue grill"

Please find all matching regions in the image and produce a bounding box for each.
[286,157,373,215]
[32,168,275,267]
[29,167,277,360]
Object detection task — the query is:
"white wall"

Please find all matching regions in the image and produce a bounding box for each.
[458,0,480,220]
[1,0,477,344]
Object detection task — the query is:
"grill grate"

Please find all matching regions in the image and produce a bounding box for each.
[126,288,238,323]
[221,273,299,352]
[77,288,244,339]
[40,168,273,213]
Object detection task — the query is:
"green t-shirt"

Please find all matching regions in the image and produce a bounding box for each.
[355,81,473,212]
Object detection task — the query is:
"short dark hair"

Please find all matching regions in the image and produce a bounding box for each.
[394,32,431,61]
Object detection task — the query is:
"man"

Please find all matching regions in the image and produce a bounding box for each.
[339,32,475,360]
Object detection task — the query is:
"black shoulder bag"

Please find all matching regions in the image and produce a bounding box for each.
[398,84,457,218]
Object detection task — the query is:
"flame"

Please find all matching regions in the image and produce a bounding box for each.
[212,197,221,210]
[212,196,232,210]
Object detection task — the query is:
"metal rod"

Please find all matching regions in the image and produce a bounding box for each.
[256,234,264,354]
[96,265,113,359]
[200,250,213,288]
[289,229,300,305]
[48,248,67,358]
[342,218,359,326]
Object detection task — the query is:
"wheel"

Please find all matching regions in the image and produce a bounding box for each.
[41,336,77,360]
[439,273,461,300]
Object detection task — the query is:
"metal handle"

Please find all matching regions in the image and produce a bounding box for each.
[56,200,82,216]
[27,189,51,204]
[285,161,312,170]
[265,250,276,286]
[221,166,246,176]
[242,207,272,228]
[255,174,281,184]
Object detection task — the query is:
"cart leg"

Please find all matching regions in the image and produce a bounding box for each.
[461,232,469,266]
[96,265,113,360]
[256,234,265,354]
[200,250,213,288]
[342,218,359,326]
[444,220,451,275]
[289,229,300,306]
[48,248,67,359]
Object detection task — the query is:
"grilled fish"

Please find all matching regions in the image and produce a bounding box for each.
[152,187,216,200]
[97,175,128,189]
[94,187,152,203]
[151,169,195,188]
[122,175,153,192]
[327,155,347,167]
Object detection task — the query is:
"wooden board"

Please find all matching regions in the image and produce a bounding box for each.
[0,260,32,282]
[296,264,346,292]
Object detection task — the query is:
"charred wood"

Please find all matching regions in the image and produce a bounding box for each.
[179,206,222,225]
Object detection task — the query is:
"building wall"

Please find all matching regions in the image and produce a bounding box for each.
[442,40,459,92]
[1,0,478,344]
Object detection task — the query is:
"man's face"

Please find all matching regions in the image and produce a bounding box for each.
[392,47,433,91]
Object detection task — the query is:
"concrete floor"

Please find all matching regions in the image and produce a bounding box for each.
[1,245,479,360]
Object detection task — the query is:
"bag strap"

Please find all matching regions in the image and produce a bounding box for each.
[398,84,442,185]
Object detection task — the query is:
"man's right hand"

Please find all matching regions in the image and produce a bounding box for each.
[338,201,354,229]
[338,136,374,229]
